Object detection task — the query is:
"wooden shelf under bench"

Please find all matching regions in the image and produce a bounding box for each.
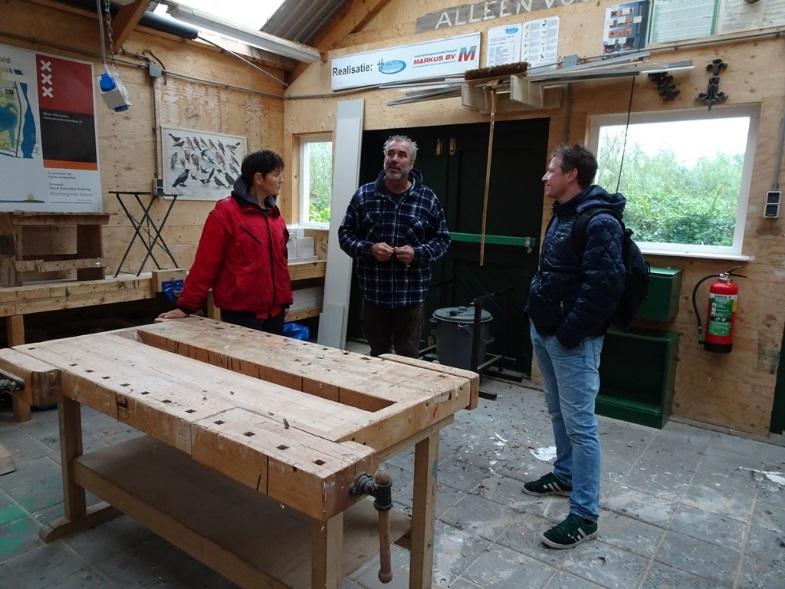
[73,435,411,589]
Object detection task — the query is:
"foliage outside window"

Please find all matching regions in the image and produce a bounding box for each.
[590,107,757,257]
[299,137,333,226]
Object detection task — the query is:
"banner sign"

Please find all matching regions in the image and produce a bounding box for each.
[0,43,101,212]
[416,0,589,33]
[331,33,481,91]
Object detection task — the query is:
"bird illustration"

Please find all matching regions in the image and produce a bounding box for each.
[167,133,182,142]
[199,137,208,147]
[229,163,240,176]
[208,139,217,149]
[215,151,226,165]
[170,152,179,170]
[214,176,227,188]
[223,172,235,186]
[230,154,239,165]
[185,137,195,149]
[217,142,226,154]
[201,169,215,184]
[172,168,190,187]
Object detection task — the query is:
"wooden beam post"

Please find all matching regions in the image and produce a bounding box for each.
[409,432,439,589]
[311,514,344,589]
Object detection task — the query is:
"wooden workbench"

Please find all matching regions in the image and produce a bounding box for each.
[1,317,478,588]
[0,262,327,421]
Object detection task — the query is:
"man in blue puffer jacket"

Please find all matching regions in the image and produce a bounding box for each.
[524,144,626,549]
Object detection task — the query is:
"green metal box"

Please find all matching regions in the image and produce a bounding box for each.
[596,328,680,428]
[636,266,683,322]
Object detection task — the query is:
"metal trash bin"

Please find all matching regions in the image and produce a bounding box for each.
[430,306,493,370]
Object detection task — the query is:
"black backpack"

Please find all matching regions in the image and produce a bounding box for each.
[571,207,650,327]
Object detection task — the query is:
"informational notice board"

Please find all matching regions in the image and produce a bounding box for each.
[0,43,101,212]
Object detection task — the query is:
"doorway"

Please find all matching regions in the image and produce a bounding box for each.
[347,118,550,375]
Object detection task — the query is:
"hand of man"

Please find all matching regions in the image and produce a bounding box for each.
[370,242,395,262]
[394,245,415,266]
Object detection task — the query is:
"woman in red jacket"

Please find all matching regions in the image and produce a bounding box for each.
[157,150,293,335]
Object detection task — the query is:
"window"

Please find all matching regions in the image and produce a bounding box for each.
[589,106,758,258]
[299,135,333,226]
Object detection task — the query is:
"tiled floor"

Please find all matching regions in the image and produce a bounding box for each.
[1,376,784,588]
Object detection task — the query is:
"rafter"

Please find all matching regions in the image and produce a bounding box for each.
[288,0,392,83]
[112,0,151,53]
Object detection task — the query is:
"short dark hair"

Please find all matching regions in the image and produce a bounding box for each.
[551,144,597,188]
[241,150,284,185]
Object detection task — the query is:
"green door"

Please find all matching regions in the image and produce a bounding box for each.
[349,119,549,374]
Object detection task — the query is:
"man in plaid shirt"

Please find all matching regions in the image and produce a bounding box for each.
[339,135,450,357]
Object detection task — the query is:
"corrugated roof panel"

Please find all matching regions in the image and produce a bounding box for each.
[262,0,346,44]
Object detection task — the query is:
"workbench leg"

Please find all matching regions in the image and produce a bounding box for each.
[6,315,31,422]
[39,397,120,542]
[311,513,344,589]
[6,314,24,346]
[409,432,439,589]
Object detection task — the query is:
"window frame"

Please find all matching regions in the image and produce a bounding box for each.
[588,104,759,259]
[298,133,334,228]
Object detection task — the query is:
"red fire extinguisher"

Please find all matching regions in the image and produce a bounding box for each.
[691,269,746,353]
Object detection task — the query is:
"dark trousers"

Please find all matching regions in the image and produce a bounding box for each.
[221,310,285,335]
[361,300,423,358]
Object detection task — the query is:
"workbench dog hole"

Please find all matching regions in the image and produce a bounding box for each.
[162,399,172,404]
[244,431,255,437]
[314,459,326,466]
[141,391,149,395]
[277,444,289,450]
[185,409,195,414]
[214,420,224,425]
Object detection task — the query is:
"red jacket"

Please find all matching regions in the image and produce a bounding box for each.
[177,193,293,319]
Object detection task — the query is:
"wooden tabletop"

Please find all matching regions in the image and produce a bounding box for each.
[10,317,478,520]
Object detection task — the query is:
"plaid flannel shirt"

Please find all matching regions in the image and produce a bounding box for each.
[339,169,450,308]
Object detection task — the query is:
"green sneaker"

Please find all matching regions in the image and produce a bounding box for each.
[522,473,572,496]
[541,513,598,549]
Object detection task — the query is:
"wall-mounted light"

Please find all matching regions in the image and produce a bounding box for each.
[165,2,320,63]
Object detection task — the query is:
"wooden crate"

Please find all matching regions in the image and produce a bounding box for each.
[0,212,110,287]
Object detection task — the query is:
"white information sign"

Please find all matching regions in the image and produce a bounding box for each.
[718,0,785,34]
[486,24,522,67]
[649,0,716,44]
[522,17,560,68]
[0,43,101,212]
[331,33,481,91]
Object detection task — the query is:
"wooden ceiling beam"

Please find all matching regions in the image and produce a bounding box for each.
[288,0,392,83]
[112,0,151,53]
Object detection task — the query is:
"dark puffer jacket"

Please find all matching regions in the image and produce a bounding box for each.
[526,185,626,348]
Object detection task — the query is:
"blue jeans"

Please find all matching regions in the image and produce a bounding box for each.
[530,323,604,521]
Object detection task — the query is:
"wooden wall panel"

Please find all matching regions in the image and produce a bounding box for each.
[285,0,785,435]
[3,0,286,276]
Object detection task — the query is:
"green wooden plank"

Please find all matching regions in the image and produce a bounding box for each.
[451,232,537,248]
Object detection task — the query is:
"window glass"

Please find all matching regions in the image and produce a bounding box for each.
[300,139,332,226]
[592,109,756,256]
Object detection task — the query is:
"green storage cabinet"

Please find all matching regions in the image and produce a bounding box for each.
[596,328,679,428]
[636,266,682,322]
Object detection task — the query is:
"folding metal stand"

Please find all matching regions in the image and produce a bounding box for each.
[112,191,178,276]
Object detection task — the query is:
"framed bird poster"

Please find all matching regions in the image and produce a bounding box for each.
[161,126,247,200]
